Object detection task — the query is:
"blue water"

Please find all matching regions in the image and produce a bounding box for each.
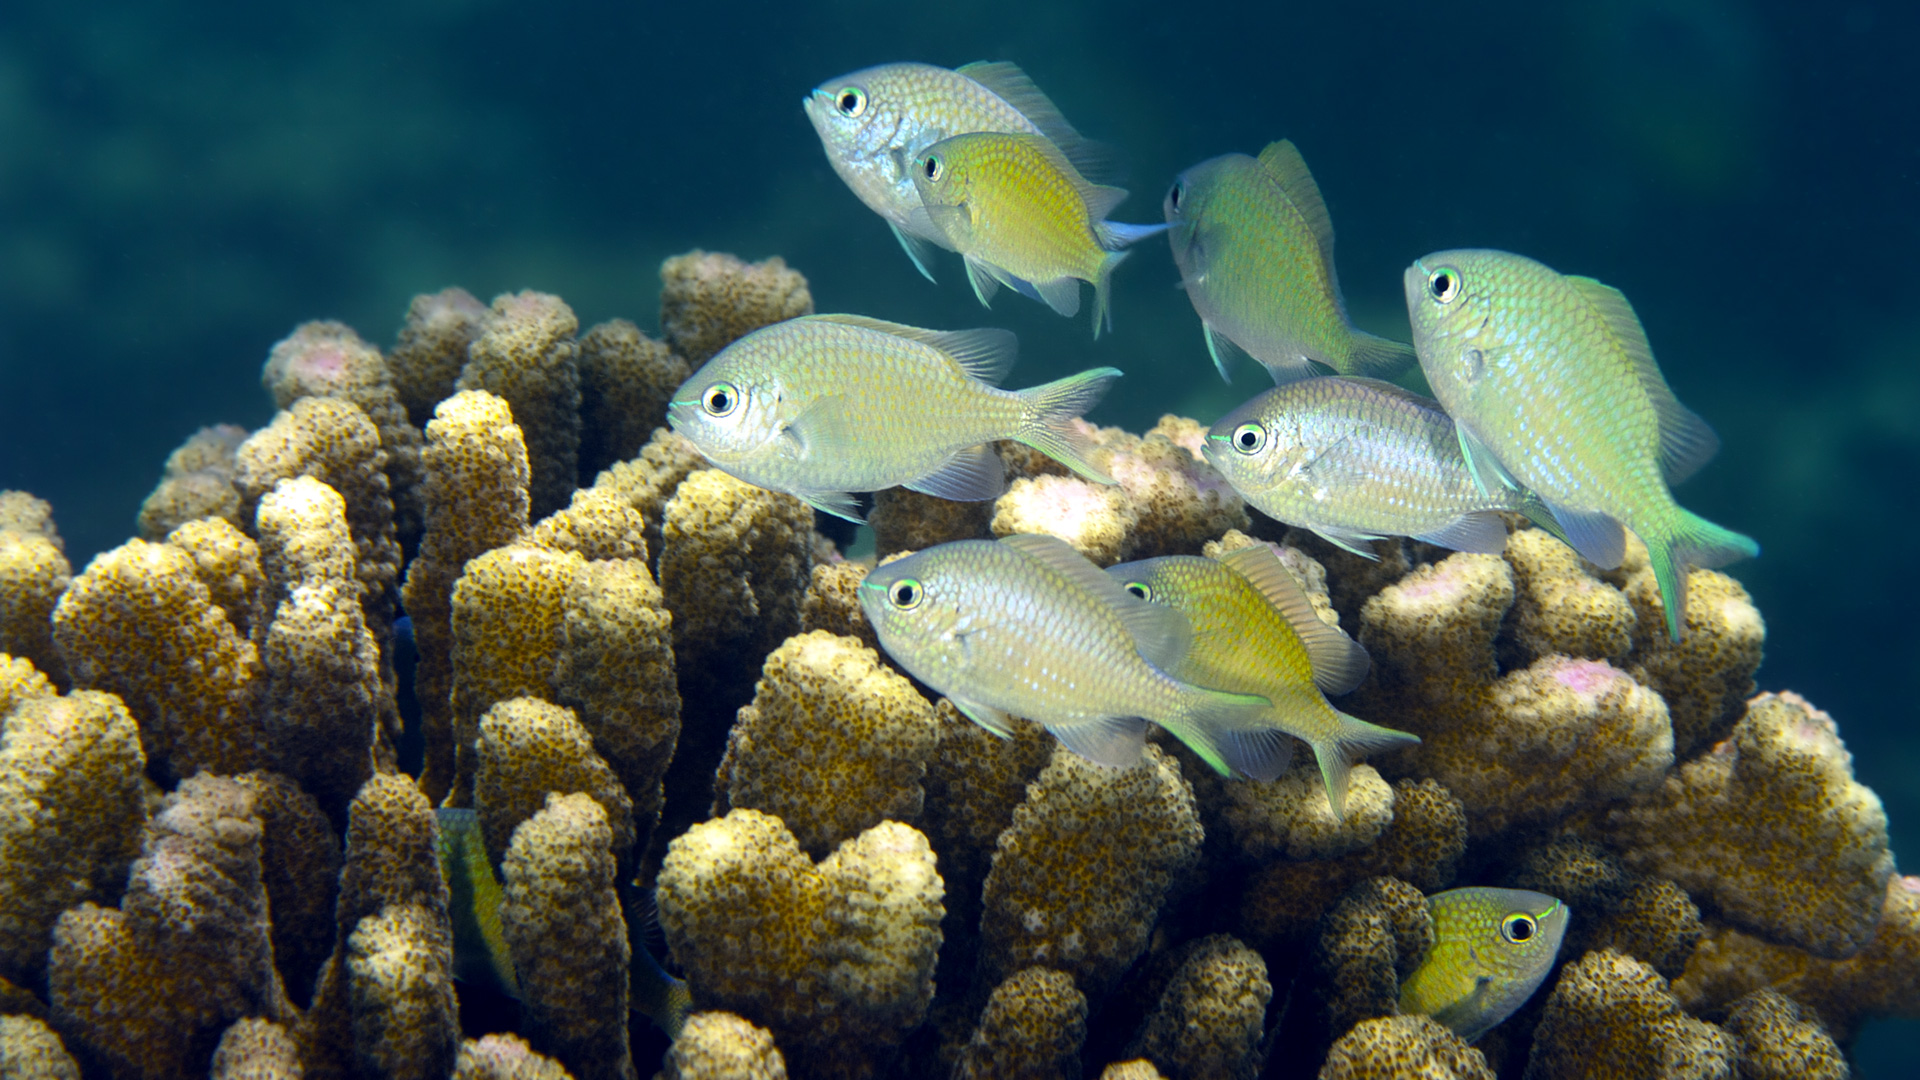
[1,0,1913,1069]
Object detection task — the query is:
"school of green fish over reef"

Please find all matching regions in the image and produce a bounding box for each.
[0,56,1912,1080]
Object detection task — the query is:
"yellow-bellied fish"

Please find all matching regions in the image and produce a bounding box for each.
[1203,376,1550,557]
[1166,141,1416,383]
[804,62,1113,282]
[1106,545,1417,816]
[1405,250,1758,639]
[859,533,1271,774]
[667,314,1118,522]
[910,132,1165,336]
[1399,887,1570,1043]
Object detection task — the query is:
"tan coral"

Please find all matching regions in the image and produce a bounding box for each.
[454,1034,576,1080]
[210,1017,303,1080]
[716,631,939,858]
[657,470,813,656]
[230,770,342,1009]
[1509,838,1701,979]
[526,485,651,564]
[659,251,814,366]
[389,287,489,427]
[345,902,460,1079]
[1317,1015,1493,1080]
[1125,935,1271,1080]
[1719,988,1847,1080]
[978,745,1202,998]
[577,317,690,479]
[799,561,879,652]
[1522,950,1736,1080]
[137,424,250,541]
[586,428,707,570]
[166,517,265,639]
[0,491,71,683]
[991,474,1138,564]
[475,697,635,872]
[1216,757,1396,861]
[1620,565,1764,758]
[656,809,942,1080]
[1350,552,1513,725]
[1094,422,1249,558]
[952,967,1087,1080]
[457,291,583,518]
[870,487,995,559]
[1503,527,1636,662]
[0,1015,81,1080]
[500,793,632,1080]
[1312,877,1433,1039]
[660,1013,788,1080]
[0,653,54,716]
[1600,691,1893,959]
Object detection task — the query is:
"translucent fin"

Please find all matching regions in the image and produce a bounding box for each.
[1310,526,1383,560]
[905,443,1006,502]
[917,202,974,247]
[888,220,941,283]
[1081,184,1130,224]
[950,695,1018,738]
[1034,276,1083,318]
[1219,544,1370,695]
[1455,422,1522,498]
[1412,511,1510,555]
[1547,501,1627,570]
[956,60,1122,184]
[1256,140,1337,275]
[1647,510,1759,641]
[1015,366,1121,484]
[798,490,865,523]
[1048,714,1150,768]
[1310,712,1422,819]
[1203,322,1241,382]
[1091,249,1127,338]
[1563,275,1722,484]
[1000,532,1192,667]
[1221,727,1294,783]
[1346,330,1420,380]
[1257,352,1328,385]
[1166,686,1275,777]
[963,256,1001,307]
[780,394,857,460]
[1096,220,1170,250]
[805,315,1018,385]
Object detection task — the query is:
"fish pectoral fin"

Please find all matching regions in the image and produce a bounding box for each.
[1413,511,1512,555]
[1033,276,1083,318]
[904,444,1007,502]
[1544,501,1628,570]
[1049,715,1150,768]
[1202,322,1245,382]
[779,394,858,459]
[888,221,942,283]
[1310,526,1385,561]
[798,490,866,523]
[962,257,1002,308]
[1454,423,1521,498]
[915,202,973,247]
[949,696,1018,739]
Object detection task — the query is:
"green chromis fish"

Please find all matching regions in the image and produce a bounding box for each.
[804,62,1113,282]
[1399,887,1570,1043]
[1105,545,1418,816]
[1202,376,1548,557]
[666,314,1119,522]
[910,132,1166,336]
[1165,141,1416,383]
[1404,250,1758,639]
[859,533,1272,774]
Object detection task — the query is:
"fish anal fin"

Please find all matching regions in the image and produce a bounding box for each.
[904,443,1006,503]
[1034,276,1083,318]
[1546,502,1627,570]
[1412,511,1511,555]
[1048,715,1149,768]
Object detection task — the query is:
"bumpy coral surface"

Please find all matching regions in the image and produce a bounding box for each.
[0,491,71,683]
[1319,1015,1493,1080]
[1124,934,1271,1080]
[1523,950,1736,1080]
[952,967,1087,1080]
[658,251,814,366]
[660,1012,788,1080]
[457,292,583,519]
[137,424,250,541]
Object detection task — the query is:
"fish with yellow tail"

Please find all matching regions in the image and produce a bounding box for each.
[1404,249,1757,640]
[859,533,1272,774]
[803,62,1114,281]
[1166,141,1417,383]
[1399,886,1569,1042]
[667,314,1119,522]
[910,132,1166,335]
[1105,544,1418,816]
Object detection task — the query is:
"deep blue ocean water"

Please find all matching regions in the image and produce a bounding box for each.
[1,0,1913,1070]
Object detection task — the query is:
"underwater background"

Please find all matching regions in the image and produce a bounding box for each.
[1,0,1914,1069]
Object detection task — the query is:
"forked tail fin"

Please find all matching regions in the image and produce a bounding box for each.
[1016,366,1122,483]
[1648,510,1759,641]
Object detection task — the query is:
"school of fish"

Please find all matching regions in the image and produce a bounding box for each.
[665,56,1758,1040]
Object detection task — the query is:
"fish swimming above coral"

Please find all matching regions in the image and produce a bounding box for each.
[1398,886,1570,1043]
[666,313,1119,521]
[1166,141,1417,383]
[1404,249,1758,640]
[1105,544,1418,815]
[910,132,1165,335]
[1203,375,1554,557]
[859,532,1271,774]
[803,61,1114,282]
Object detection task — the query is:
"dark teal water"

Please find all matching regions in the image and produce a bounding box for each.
[1,0,1913,1069]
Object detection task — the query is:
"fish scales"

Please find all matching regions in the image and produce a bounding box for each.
[1400,886,1570,1043]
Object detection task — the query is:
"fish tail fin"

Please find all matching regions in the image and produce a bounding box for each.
[1647,510,1759,641]
[1307,713,1421,820]
[1347,330,1419,379]
[1165,687,1275,778]
[1086,248,1131,338]
[1016,366,1122,482]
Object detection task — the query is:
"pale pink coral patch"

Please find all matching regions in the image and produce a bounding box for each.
[1550,658,1622,698]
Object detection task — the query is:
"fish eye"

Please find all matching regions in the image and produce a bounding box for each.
[888,578,923,610]
[923,153,943,182]
[1123,581,1153,601]
[702,382,741,417]
[836,87,867,118]
[1231,422,1266,455]
[1167,182,1182,211]
[1500,913,1537,943]
[1428,266,1462,304]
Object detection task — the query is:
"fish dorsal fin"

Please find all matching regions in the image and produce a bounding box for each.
[1000,532,1191,668]
[956,61,1122,184]
[1563,275,1722,484]
[1256,140,1337,274]
[1218,544,1370,695]
[804,314,1017,385]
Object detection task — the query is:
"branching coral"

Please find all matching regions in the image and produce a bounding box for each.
[0,1015,81,1080]
[0,491,72,683]
[658,251,814,366]
[952,967,1088,1080]
[1123,934,1271,1080]
[137,424,250,542]
[457,292,583,519]
[577,317,690,480]
[659,1013,789,1080]
[389,288,489,428]
[1318,1015,1493,1080]
[1522,950,1736,1080]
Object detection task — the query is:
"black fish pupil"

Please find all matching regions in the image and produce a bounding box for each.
[1509,918,1532,941]
[840,92,858,113]
[1169,185,1180,209]
[1126,583,1147,598]
[1433,273,1453,298]
[894,583,916,605]
[924,158,938,179]
[1239,431,1256,448]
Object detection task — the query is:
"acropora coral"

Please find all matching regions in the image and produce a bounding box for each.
[0,250,1910,1079]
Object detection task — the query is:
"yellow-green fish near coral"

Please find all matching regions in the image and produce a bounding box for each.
[1105,544,1417,815]
[804,61,1113,282]
[1203,376,1548,557]
[1399,887,1570,1043]
[1405,250,1758,640]
[859,533,1271,774]
[1165,141,1416,383]
[667,314,1118,521]
[911,132,1165,335]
